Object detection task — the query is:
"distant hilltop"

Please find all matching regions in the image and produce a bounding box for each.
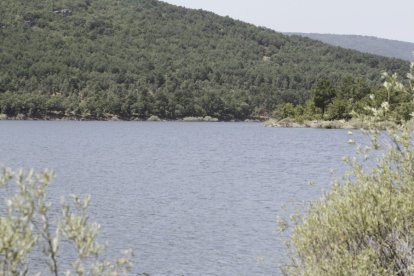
[286,33,414,61]
[0,0,409,121]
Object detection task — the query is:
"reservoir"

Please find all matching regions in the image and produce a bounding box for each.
[0,121,352,275]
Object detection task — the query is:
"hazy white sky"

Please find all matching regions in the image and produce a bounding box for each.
[162,0,414,43]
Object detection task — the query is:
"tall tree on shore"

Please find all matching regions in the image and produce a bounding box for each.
[312,79,336,115]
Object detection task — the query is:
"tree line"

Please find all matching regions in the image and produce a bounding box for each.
[0,0,409,120]
[273,73,414,123]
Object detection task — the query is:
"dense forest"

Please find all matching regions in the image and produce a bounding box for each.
[288,33,414,62]
[0,0,409,120]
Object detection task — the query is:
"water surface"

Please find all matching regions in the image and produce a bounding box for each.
[0,121,352,275]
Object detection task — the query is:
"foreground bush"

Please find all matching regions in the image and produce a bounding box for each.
[281,63,414,275]
[0,168,132,275]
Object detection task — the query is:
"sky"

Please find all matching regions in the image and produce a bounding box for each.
[162,0,414,43]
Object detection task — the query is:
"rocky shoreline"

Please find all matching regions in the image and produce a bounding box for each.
[263,118,400,129]
[263,118,356,129]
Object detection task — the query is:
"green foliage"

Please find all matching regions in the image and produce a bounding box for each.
[302,100,322,120]
[325,98,351,120]
[0,0,409,120]
[281,64,414,275]
[272,103,295,119]
[0,168,132,275]
[338,76,371,101]
[270,71,414,123]
[312,79,336,115]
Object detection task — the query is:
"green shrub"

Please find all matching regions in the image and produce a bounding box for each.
[325,98,352,120]
[272,103,305,120]
[281,63,414,275]
[0,168,132,275]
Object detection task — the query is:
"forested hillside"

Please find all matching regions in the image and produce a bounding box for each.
[288,33,414,61]
[0,0,409,120]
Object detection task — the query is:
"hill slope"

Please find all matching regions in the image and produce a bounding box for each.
[288,33,414,61]
[0,0,409,120]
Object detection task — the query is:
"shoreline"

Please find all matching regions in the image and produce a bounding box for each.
[0,114,264,123]
[1,115,400,129]
[264,118,355,129]
[263,118,399,129]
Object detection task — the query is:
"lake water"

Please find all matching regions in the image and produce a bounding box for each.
[0,121,353,275]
